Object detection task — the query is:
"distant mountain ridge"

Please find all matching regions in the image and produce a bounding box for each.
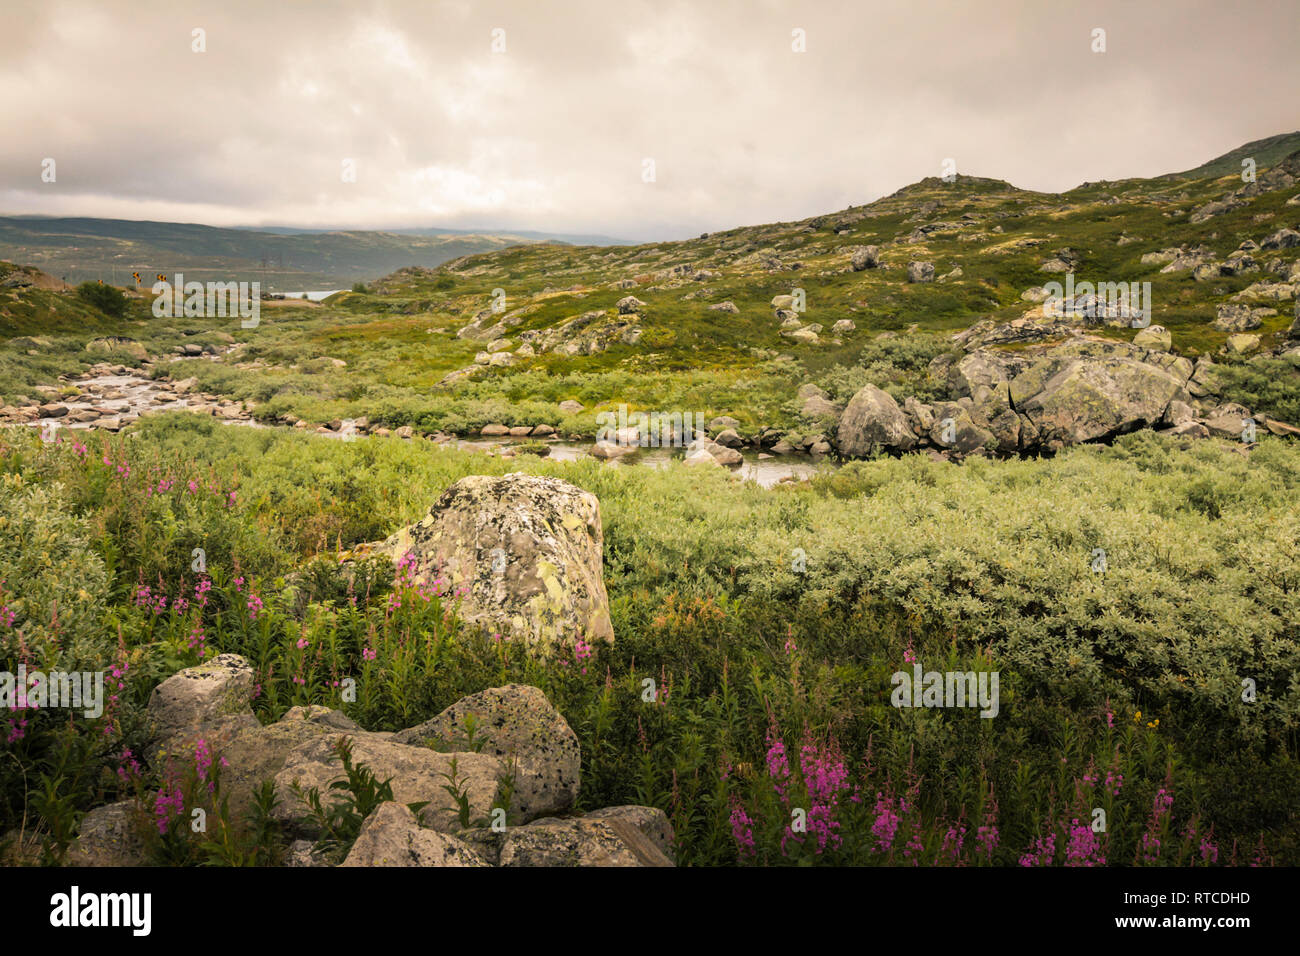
[3,132,1297,291]
[0,216,626,291]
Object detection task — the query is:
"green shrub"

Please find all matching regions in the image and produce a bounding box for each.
[75,282,128,318]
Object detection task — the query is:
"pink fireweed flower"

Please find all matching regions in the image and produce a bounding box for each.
[1065,818,1106,866]
[296,637,309,650]
[186,621,208,659]
[573,636,594,675]
[765,732,792,802]
[116,748,142,786]
[729,797,757,860]
[976,823,1000,863]
[1200,833,1219,864]
[941,823,967,864]
[1019,832,1056,867]
[362,647,377,661]
[903,821,925,866]
[871,792,900,852]
[796,736,851,854]
[5,716,29,742]
[1139,786,1175,863]
[194,738,216,794]
[154,782,185,835]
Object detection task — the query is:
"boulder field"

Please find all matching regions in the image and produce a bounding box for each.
[70,472,667,867]
[73,657,672,868]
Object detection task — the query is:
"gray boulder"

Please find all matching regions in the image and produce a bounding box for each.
[340,803,490,867]
[498,812,674,867]
[1019,358,1190,446]
[68,802,146,867]
[361,474,614,647]
[837,386,918,456]
[1213,303,1275,332]
[392,685,580,822]
[907,261,935,283]
[850,246,880,271]
[272,732,505,835]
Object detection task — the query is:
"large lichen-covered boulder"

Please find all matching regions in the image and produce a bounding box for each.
[375,473,614,647]
[837,385,918,456]
[850,245,880,271]
[340,803,489,867]
[392,684,580,821]
[1018,358,1189,446]
[906,260,935,283]
[271,732,505,836]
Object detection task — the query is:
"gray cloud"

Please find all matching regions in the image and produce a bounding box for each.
[1,0,1296,240]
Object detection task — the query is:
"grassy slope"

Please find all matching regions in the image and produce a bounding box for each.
[3,147,1299,433]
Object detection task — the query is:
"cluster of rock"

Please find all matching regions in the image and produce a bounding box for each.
[831,326,1300,458]
[770,294,855,345]
[0,363,252,433]
[1146,232,1300,283]
[71,474,667,866]
[73,661,671,867]
[696,291,1300,460]
[444,298,646,384]
[518,304,643,356]
[1188,151,1300,224]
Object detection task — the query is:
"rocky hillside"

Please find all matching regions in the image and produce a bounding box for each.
[2,135,1299,463]
[299,135,1300,460]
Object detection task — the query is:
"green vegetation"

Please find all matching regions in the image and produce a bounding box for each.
[75,281,128,318]
[2,141,1298,867]
[1,419,1296,864]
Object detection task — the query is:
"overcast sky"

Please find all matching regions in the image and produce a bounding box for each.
[1,0,1296,241]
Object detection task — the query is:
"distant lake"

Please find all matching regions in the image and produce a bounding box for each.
[277,290,344,301]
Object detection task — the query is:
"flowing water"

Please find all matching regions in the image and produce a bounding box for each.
[29,371,830,487]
